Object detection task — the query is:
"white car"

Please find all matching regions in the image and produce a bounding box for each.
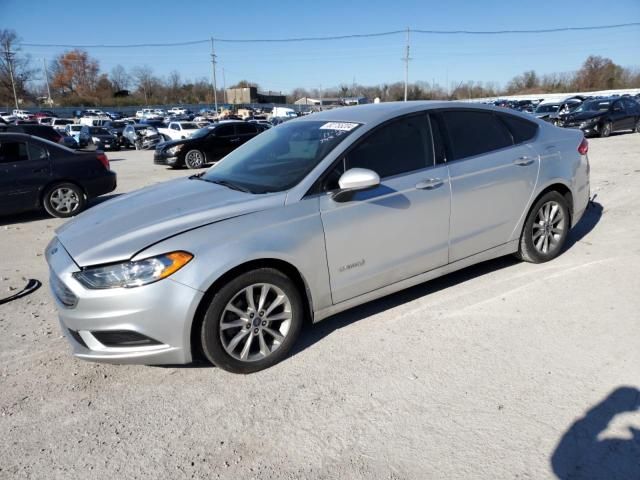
[51,118,76,133]
[0,111,17,123]
[157,121,201,141]
[168,107,188,115]
[13,109,32,119]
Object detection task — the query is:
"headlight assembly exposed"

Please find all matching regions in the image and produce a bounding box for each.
[166,145,183,155]
[73,251,193,289]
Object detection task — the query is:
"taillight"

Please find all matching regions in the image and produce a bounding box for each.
[578,137,589,155]
[96,153,110,170]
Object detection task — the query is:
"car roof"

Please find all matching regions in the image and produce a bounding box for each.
[296,101,527,125]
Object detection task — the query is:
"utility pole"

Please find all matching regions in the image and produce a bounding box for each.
[4,45,19,110]
[210,37,218,114]
[42,58,52,106]
[222,67,227,104]
[403,27,411,102]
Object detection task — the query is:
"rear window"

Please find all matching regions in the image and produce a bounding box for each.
[0,141,29,163]
[441,110,513,160]
[498,114,538,144]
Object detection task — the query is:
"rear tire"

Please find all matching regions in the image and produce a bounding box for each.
[517,191,570,264]
[43,182,86,218]
[200,268,304,374]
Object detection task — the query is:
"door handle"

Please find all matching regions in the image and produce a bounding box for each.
[229,138,241,143]
[514,156,534,166]
[416,178,443,190]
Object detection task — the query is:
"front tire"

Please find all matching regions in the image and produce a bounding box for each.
[200,268,304,374]
[600,121,612,138]
[43,182,86,218]
[184,149,205,169]
[517,191,570,263]
[634,119,640,133]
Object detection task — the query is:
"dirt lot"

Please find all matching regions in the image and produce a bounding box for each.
[1,133,639,479]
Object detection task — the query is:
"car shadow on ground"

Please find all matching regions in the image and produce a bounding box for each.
[564,200,603,250]
[0,193,123,226]
[551,386,640,480]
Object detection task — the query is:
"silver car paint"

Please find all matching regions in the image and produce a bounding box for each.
[47,101,590,365]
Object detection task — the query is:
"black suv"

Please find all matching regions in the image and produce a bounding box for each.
[154,121,266,169]
[559,97,640,137]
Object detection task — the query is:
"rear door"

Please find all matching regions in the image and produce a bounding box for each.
[0,138,52,215]
[440,110,540,262]
[235,123,259,146]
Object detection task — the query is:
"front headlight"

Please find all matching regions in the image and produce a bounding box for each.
[73,251,193,289]
[166,145,183,155]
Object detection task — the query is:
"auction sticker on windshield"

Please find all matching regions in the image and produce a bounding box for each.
[319,122,359,131]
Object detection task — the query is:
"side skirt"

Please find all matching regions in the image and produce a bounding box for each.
[313,240,519,323]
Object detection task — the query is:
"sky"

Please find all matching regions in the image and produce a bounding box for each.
[2,0,640,93]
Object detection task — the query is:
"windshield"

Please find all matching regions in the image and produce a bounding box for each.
[535,104,559,113]
[574,100,611,113]
[201,120,360,194]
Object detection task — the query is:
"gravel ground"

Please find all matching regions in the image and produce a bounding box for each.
[1,133,639,479]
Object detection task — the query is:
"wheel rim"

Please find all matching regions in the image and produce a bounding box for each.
[219,283,292,362]
[49,187,80,214]
[603,124,611,136]
[186,151,203,167]
[532,200,566,255]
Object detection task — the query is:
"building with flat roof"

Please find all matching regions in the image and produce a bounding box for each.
[226,86,286,105]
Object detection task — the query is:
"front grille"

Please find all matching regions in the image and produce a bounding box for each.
[92,330,161,347]
[50,275,78,308]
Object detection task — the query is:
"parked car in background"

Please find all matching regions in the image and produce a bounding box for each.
[81,125,120,151]
[65,124,90,148]
[558,97,640,137]
[37,117,54,125]
[0,111,17,123]
[51,118,75,133]
[47,102,590,373]
[154,121,263,168]
[122,124,162,150]
[103,120,128,147]
[13,109,32,120]
[0,132,116,217]
[533,102,560,121]
[0,124,78,149]
[168,107,188,115]
[157,121,200,141]
[34,111,57,119]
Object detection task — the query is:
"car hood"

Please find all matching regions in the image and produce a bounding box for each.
[55,177,286,267]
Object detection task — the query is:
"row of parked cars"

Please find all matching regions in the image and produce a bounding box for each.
[492,94,640,138]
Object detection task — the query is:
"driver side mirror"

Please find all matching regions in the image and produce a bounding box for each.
[332,168,380,202]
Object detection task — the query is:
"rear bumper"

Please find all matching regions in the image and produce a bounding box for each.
[84,170,117,198]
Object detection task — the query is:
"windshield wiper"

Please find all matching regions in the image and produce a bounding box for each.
[189,173,253,193]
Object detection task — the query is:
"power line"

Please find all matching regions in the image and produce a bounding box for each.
[18,22,640,48]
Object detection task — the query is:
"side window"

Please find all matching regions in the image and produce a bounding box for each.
[214,125,235,137]
[612,101,623,111]
[345,115,433,178]
[498,114,538,144]
[442,110,513,160]
[0,141,29,163]
[236,123,258,135]
[171,124,179,130]
[28,142,48,160]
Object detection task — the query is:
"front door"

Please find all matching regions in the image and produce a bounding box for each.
[319,114,451,304]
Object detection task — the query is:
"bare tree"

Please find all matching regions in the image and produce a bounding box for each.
[131,65,154,103]
[110,64,131,91]
[0,29,36,107]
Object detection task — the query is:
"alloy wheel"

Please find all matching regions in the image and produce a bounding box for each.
[532,201,566,255]
[49,187,80,214]
[219,283,292,362]
[186,150,204,168]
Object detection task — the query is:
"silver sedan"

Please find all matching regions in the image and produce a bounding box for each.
[46,102,590,373]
